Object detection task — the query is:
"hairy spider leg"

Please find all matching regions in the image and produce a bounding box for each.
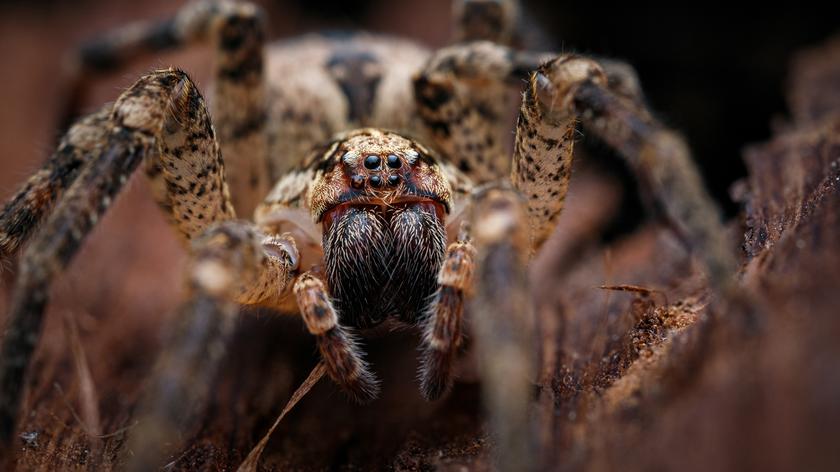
[534,55,738,292]
[469,185,534,472]
[419,221,476,400]
[414,41,550,184]
[294,272,380,402]
[61,0,270,216]
[124,221,298,471]
[0,109,110,257]
[453,0,521,44]
[0,69,237,446]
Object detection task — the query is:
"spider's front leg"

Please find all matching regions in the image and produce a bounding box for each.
[124,221,299,471]
[527,55,737,291]
[64,0,270,216]
[417,185,535,470]
[0,69,234,445]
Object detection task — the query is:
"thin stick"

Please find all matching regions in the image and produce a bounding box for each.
[598,284,669,306]
[236,361,327,472]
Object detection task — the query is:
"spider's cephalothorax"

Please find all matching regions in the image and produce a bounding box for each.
[0,0,737,469]
[311,129,451,328]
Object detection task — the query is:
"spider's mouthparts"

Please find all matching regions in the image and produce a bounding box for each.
[320,197,446,235]
[322,201,447,329]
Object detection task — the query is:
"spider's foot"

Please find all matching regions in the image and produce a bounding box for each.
[419,344,456,401]
[316,327,380,403]
[533,55,606,120]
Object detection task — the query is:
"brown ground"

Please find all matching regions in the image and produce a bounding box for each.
[1,2,840,471]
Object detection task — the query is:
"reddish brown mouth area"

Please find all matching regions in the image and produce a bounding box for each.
[321,197,446,234]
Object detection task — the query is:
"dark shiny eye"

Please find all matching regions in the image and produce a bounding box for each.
[369,175,382,187]
[386,154,401,168]
[388,174,400,186]
[364,155,381,169]
[350,174,365,189]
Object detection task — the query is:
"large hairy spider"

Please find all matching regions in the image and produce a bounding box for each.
[0,0,735,468]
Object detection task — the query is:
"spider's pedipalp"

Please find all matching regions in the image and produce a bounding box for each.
[0,68,235,446]
[294,272,380,403]
[419,225,475,400]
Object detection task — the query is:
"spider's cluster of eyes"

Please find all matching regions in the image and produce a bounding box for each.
[343,149,420,189]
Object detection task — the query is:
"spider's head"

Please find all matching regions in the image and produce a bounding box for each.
[308,128,452,227]
[307,129,452,327]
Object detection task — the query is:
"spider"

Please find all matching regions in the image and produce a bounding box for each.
[0,0,736,468]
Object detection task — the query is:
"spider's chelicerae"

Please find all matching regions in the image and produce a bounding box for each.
[0,0,736,468]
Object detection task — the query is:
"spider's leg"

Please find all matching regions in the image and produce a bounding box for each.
[453,0,520,44]
[419,221,476,400]
[0,69,234,445]
[510,57,580,253]
[64,0,269,216]
[598,58,646,104]
[420,187,534,469]
[294,272,380,403]
[124,221,298,471]
[469,185,535,471]
[531,55,737,291]
[414,42,548,183]
[0,109,110,259]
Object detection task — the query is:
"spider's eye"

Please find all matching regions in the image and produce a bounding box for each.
[369,175,383,187]
[350,174,365,189]
[364,155,381,169]
[386,154,401,168]
[388,175,400,186]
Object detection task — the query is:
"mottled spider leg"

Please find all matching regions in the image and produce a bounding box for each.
[0,109,110,260]
[0,69,233,445]
[125,221,298,471]
[294,272,380,403]
[64,0,269,216]
[419,221,476,400]
[414,41,548,183]
[510,57,580,253]
[469,184,535,472]
[453,0,520,44]
[532,55,738,291]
